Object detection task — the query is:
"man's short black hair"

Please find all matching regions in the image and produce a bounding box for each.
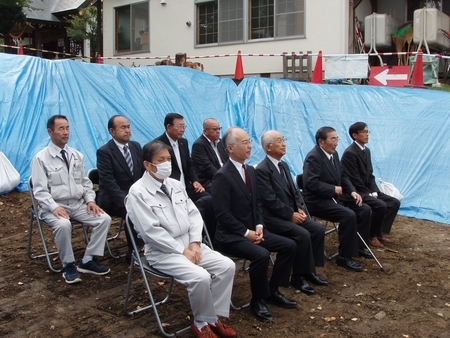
[107,115,127,130]
[164,113,184,130]
[47,115,68,130]
[315,126,335,145]
[348,122,367,140]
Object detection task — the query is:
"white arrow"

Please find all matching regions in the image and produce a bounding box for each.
[374,69,408,85]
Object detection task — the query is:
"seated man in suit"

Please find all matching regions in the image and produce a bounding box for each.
[126,140,237,338]
[97,115,144,260]
[154,113,209,202]
[341,122,400,247]
[256,130,328,296]
[302,126,372,272]
[212,127,297,322]
[192,118,229,193]
[31,115,111,284]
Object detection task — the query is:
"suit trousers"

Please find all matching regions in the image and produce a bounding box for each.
[306,199,371,258]
[216,230,296,301]
[363,192,400,236]
[40,199,111,264]
[151,244,235,323]
[267,218,325,277]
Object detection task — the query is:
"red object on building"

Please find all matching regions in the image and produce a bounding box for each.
[370,66,410,87]
[407,49,426,88]
[311,50,323,84]
[234,50,244,80]
[97,54,103,64]
[18,44,24,55]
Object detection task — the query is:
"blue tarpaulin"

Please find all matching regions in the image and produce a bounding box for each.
[1,53,449,224]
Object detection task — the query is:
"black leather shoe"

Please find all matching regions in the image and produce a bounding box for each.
[305,273,328,286]
[266,290,298,308]
[358,249,374,259]
[250,300,273,322]
[290,277,316,296]
[336,256,363,272]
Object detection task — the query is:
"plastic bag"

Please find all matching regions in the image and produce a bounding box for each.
[378,178,403,201]
[0,152,20,194]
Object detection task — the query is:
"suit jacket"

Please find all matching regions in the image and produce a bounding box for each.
[191,135,229,187]
[256,157,305,232]
[302,145,356,205]
[125,172,203,265]
[211,160,264,244]
[155,133,199,186]
[96,139,143,213]
[341,142,379,197]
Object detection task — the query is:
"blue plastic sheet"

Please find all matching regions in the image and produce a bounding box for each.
[1,53,450,224]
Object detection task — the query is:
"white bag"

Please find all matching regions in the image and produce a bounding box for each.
[378,178,403,201]
[0,152,20,194]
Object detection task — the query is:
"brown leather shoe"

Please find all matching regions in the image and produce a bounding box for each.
[369,237,384,248]
[210,320,237,338]
[190,322,217,338]
[378,236,393,244]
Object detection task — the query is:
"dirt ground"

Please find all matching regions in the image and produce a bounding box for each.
[1,191,449,338]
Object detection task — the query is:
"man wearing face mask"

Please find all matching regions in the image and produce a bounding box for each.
[125,140,237,338]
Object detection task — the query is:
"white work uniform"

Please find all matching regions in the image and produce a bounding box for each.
[31,142,111,264]
[125,171,234,323]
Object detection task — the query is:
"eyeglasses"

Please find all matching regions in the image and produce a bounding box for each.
[327,137,339,143]
[272,137,287,144]
[208,127,222,131]
[234,139,252,146]
[172,124,187,130]
[358,130,370,134]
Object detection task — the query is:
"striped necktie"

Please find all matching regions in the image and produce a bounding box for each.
[123,145,134,173]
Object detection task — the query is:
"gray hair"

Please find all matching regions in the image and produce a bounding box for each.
[261,130,278,153]
[142,140,171,162]
[222,127,241,148]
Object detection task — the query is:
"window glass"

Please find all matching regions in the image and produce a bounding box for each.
[197,1,218,44]
[250,0,274,39]
[115,2,149,54]
[219,0,244,43]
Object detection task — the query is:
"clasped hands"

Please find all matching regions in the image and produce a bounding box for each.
[246,227,264,244]
[183,242,202,264]
[292,209,307,224]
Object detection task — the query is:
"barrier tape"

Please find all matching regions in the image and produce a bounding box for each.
[0,44,91,59]
[3,44,450,61]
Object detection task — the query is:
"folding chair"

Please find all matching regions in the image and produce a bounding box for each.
[195,195,251,311]
[87,168,126,259]
[295,174,339,260]
[122,215,190,337]
[27,177,89,273]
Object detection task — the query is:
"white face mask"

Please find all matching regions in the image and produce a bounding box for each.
[150,161,172,180]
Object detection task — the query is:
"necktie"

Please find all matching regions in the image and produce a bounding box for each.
[60,149,69,170]
[160,183,171,201]
[278,162,292,191]
[362,149,367,161]
[123,145,134,173]
[330,155,336,168]
[242,164,251,192]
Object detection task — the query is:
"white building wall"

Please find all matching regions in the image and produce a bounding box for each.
[103,0,349,76]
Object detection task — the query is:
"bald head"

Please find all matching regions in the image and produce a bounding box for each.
[203,118,221,142]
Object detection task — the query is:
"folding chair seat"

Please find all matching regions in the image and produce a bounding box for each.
[123,215,190,337]
[295,174,339,260]
[27,177,89,273]
[88,168,126,259]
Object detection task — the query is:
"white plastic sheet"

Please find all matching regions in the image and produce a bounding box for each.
[0,152,20,194]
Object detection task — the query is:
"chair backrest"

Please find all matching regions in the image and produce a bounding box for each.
[28,177,40,216]
[195,195,216,247]
[88,168,99,185]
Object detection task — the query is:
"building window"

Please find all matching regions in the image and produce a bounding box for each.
[196,0,304,46]
[115,2,149,54]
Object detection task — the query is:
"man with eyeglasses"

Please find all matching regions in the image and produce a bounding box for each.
[212,127,297,322]
[302,126,371,272]
[155,113,209,202]
[341,122,400,248]
[192,118,229,193]
[256,130,328,296]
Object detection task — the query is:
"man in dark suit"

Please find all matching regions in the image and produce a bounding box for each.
[212,127,297,322]
[192,118,229,193]
[341,122,400,248]
[96,115,144,258]
[154,113,208,202]
[302,126,371,272]
[256,130,328,296]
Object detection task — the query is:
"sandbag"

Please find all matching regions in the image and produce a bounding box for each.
[0,152,20,194]
[378,178,403,201]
